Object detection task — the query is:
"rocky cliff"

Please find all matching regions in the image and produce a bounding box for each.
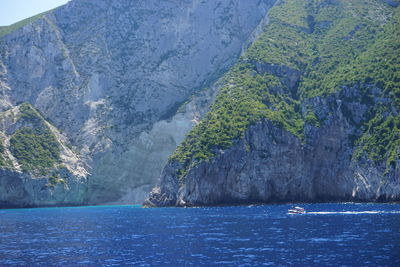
[0,103,88,207]
[0,0,278,207]
[145,0,400,207]
[146,87,400,207]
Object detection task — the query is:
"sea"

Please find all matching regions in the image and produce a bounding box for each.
[0,203,399,266]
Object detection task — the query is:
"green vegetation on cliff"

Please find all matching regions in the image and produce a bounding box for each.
[0,139,5,167]
[18,102,44,122]
[9,103,61,173]
[48,173,66,186]
[171,0,400,180]
[349,7,400,168]
[0,11,51,38]
[172,64,303,174]
[10,127,60,173]
[354,115,400,167]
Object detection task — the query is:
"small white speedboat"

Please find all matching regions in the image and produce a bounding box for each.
[288,206,305,214]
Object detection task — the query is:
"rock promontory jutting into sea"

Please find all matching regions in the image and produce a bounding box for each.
[0,0,399,208]
[144,0,400,207]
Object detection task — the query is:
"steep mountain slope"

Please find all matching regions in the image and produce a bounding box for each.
[145,0,400,207]
[0,0,278,207]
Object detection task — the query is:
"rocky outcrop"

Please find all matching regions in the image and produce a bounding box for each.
[144,0,400,207]
[253,61,301,93]
[0,0,278,207]
[0,168,87,208]
[144,86,400,207]
[0,104,88,208]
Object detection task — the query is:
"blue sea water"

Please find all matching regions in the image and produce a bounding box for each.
[0,203,399,266]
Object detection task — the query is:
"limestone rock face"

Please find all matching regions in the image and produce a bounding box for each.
[0,169,87,208]
[0,0,278,207]
[144,0,400,208]
[145,86,400,207]
[0,104,88,208]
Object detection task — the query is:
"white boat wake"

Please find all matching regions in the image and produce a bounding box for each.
[306,211,400,215]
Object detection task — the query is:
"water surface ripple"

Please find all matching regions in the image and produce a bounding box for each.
[0,203,399,266]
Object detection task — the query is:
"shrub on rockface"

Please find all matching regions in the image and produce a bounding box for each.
[0,139,5,167]
[10,127,61,173]
[9,103,61,173]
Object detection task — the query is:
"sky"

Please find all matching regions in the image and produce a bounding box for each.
[0,0,70,26]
